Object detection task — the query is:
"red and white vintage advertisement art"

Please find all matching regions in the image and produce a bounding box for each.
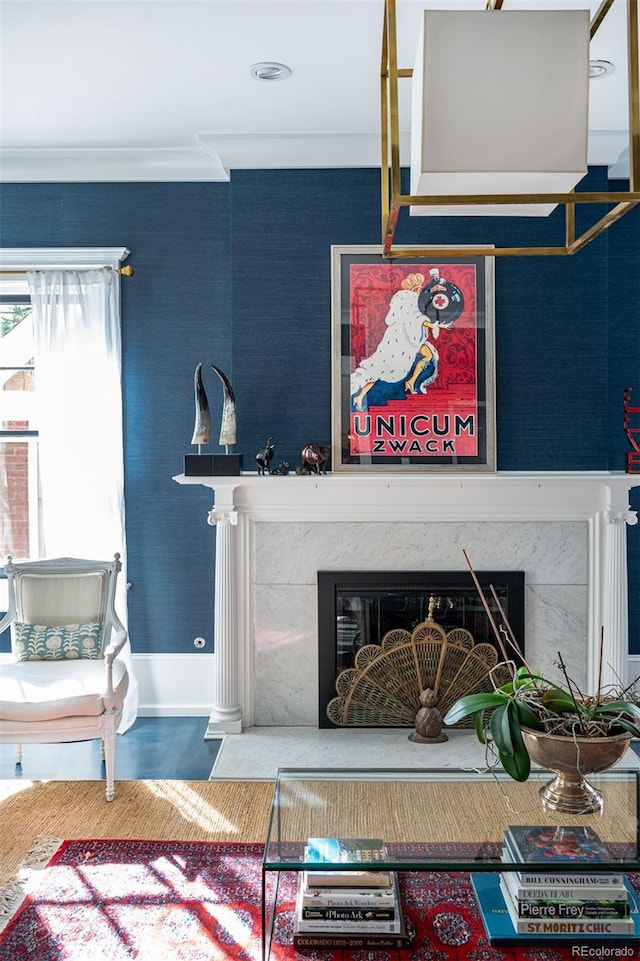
[348,261,479,459]
[332,247,495,471]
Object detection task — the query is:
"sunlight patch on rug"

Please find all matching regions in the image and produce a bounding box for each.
[143,780,239,834]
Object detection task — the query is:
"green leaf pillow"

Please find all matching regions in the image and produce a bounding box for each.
[14,622,103,661]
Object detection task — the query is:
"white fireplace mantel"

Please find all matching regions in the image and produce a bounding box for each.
[174,470,640,734]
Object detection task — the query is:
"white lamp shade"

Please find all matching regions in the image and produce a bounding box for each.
[410,9,590,216]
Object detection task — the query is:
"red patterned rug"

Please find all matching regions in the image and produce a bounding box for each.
[0,839,637,960]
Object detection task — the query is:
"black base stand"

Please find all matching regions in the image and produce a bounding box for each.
[184,454,243,476]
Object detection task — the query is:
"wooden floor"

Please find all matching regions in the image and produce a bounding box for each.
[0,717,221,781]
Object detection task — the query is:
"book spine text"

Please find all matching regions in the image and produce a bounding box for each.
[301,906,396,921]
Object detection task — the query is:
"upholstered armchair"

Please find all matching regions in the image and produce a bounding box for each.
[0,554,130,800]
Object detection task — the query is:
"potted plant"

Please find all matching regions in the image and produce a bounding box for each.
[442,553,640,813]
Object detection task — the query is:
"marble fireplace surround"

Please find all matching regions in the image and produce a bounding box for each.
[174,471,640,736]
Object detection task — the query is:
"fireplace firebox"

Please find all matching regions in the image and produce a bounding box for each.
[318,570,525,728]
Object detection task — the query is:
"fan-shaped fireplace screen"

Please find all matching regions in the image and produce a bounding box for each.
[318,570,524,728]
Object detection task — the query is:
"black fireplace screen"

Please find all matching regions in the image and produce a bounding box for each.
[317,570,525,728]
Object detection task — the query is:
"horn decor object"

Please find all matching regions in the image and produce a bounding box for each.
[211,364,237,449]
[183,363,243,477]
[191,362,211,446]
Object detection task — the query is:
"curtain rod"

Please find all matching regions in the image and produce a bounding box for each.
[0,265,134,277]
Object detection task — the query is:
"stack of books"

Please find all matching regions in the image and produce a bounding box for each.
[501,825,633,937]
[293,837,409,949]
[472,824,640,946]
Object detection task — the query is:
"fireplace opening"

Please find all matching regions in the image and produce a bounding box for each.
[318,570,525,728]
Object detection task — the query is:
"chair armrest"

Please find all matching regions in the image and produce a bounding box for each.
[104,628,128,662]
[103,629,128,710]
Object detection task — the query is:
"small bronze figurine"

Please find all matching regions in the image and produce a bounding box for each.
[256,437,275,475]
[300,444,329,474]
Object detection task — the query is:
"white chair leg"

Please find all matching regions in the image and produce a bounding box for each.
[15,744,23,765]
[100,740,105,761]
[102,717,116,802]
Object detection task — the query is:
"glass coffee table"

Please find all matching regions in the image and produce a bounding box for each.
[262,767,640,959]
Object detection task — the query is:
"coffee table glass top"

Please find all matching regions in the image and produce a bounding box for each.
[263,768,640,874]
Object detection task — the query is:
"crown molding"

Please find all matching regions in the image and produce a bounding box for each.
[0,146,229,183]
[0,131,630,182]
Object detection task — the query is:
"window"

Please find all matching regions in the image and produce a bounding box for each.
[0,281,42,558]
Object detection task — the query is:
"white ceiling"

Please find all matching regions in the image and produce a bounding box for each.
[0,0,634,182]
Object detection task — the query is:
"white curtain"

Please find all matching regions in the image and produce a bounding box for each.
[27,269,138,732]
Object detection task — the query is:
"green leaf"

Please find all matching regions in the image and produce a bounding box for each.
[513,667,538,690]
[473,711,488,745]
[490,702,513,756]
[442,691,507,726]
[499,702,531,781]
[541,688,582,713]
[594,700,640,723]
[514,700,543,730]
[499,742,531,781]
[609,718,640,737]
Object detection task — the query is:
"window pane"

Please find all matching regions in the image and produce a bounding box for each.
[1,303,35,431]
[0,438,40,558]
[0,297,40,558]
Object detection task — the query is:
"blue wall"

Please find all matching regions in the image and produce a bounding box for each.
[0,172,638,655]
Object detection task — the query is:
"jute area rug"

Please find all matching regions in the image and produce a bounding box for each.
[3,779,639,959]
[0,779,274,887]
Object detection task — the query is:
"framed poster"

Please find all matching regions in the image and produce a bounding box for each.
[331,246,495,472]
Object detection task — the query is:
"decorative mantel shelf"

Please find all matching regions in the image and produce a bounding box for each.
[174,471,640,735]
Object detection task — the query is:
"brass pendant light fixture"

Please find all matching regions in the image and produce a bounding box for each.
[381,0,639,257]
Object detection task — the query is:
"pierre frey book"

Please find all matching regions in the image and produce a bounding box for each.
[504,825,613,865]
[500,872,630,920]
[304,838,391,887]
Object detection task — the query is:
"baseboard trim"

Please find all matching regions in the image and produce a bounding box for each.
[132,652,216,716]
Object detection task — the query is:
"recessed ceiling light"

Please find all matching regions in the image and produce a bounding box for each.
[589,59,615,80]
[249,62,292,82]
